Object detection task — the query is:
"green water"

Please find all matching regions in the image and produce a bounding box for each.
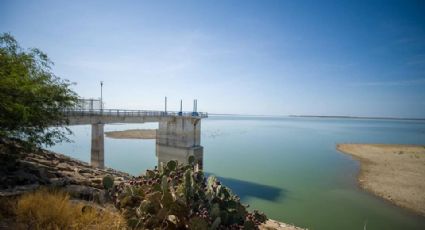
[50,116,425,229]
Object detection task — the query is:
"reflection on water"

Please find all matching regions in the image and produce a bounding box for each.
[156,144,204,168]
[49,116,425,230]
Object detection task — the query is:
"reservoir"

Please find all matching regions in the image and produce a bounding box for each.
[49,116,425,230]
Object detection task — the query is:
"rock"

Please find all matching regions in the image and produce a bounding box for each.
[29,158,56,167]
[28,167,50,182]
[64,185,106,204]
[65,185,95,199]
[90,178,102,185]
[59,171,76,179]
[49,177,71,187]
[0,184,40,196]
[14,170,40,185]
[80,172,95,178]
[78,168,92,174]
[56,163,73,171]
[45,170,58,179]
[260,219,306,230]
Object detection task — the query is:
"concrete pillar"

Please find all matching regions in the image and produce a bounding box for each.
[91,123,104,168]
[156,117,203,168]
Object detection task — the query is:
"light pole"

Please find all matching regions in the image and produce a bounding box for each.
[100,81,103,112]
[165,96,167,113]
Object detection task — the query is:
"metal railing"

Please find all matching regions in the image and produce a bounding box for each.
[62,109,208,118]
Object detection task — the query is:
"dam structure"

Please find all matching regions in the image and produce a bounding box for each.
[64,99,207,169]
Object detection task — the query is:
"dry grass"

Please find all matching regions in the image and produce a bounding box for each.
[15,188,127,230]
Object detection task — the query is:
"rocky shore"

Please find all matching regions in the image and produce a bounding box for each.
[0,139,304,229]
[0,139,131,203]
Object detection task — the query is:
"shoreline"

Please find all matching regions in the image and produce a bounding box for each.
[337,143,425,216]
[0,139,304,230]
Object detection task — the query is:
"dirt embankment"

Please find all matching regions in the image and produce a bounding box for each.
[337,144,425,216]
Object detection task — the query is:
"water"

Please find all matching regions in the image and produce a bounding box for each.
[49,116,425,230]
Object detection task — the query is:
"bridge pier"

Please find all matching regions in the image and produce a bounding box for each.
[156,117,203,168]
[91,123,104,168]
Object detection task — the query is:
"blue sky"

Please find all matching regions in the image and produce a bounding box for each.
[1,0,425,117]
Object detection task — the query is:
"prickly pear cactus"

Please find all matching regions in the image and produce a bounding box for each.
[167,160,177,171]
[102,175,114,189]
[111,160,267,229]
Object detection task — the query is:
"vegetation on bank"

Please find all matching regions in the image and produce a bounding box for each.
[0,158,267,229]
[112,158,267,229]
[0,33,78,148]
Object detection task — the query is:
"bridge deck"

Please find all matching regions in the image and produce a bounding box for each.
[63,109,208,125]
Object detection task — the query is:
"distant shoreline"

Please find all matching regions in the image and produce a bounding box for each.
[337,143,425,216]
[289,115,425,121]
[208,114,425,121]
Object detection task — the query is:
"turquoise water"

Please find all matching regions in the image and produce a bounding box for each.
[49,116,425,230]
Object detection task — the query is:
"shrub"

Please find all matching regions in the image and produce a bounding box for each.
[16,188,126,230]
[112,160,267,229]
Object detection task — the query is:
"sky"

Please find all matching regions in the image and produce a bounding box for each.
[1,0,425,118]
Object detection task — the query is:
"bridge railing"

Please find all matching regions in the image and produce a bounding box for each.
[62,109,208,118]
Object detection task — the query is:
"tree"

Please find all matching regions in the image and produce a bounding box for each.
[0,33,78,147]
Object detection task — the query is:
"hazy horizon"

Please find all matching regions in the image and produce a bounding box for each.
[209,113,425,119]
[1,0,424,117]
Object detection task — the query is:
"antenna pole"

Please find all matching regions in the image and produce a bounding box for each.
[100,81,103,112]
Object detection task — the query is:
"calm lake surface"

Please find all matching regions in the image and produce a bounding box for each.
[49,116,425,230]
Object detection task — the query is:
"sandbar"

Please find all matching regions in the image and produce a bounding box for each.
[105,129,157,139]
[337,144,425,216]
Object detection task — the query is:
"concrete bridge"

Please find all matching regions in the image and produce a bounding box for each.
[63,108,208,169]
